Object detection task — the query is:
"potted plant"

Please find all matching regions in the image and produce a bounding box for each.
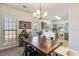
[37,30,43,39]
[19,30,26,47]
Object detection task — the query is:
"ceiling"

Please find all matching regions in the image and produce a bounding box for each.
[2,3,75,20]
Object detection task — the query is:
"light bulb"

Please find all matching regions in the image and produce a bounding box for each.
[33,12,36,18]
[44,11,47,16]
[43,12,47,19]
[36,10,40,14]
[37,16,40,19]
[43,15,46,19]
[43,12,47,18]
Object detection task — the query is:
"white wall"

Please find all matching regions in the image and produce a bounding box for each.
[0,5,2,47]
[0,14,1,47]
[69,4,79,51]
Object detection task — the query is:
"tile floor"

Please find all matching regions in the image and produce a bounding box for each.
[58,37,68,47]
[0,46,24,56]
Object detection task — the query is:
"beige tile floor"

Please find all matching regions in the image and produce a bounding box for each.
[58,37,68,47]
[0,46,24,56]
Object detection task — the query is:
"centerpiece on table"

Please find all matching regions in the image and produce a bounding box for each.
[37,30,43,39]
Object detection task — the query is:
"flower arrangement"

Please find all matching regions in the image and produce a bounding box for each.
[37,30,43,38]
[19,30,28,46]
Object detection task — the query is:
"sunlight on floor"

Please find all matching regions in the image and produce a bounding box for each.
[58,37,68,47]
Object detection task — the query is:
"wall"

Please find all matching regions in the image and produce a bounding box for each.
[0,5,2,48]
[69,4,79,51]
[0,14,1,47]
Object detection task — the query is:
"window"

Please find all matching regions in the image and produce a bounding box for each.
[3,16,17,45]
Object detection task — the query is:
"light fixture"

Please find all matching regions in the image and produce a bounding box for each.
[33,3,47,19]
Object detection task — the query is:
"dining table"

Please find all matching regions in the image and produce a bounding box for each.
[23,37,63,56]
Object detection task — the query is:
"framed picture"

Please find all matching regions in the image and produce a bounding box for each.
[19,21,31,29]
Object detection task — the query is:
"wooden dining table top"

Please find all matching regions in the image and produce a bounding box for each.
[23,37,63,55]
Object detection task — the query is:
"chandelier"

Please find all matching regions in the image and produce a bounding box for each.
[33,3,47,19]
